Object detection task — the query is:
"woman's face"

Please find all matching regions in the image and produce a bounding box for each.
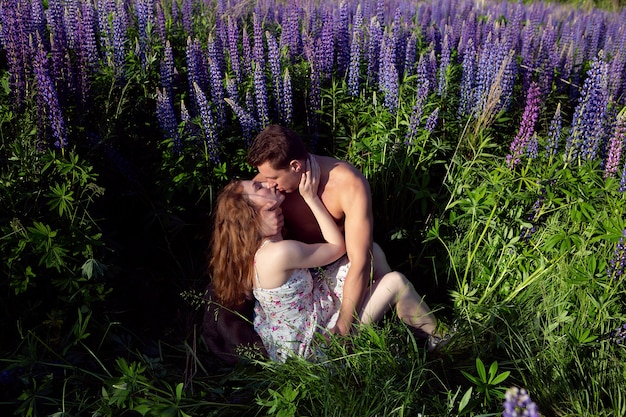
[241,180,285,209]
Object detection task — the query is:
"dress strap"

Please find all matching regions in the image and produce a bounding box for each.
[254,239,273,289]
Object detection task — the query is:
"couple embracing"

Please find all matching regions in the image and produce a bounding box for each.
[206,125,446,363]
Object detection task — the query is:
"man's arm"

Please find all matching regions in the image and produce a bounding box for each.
[331,173,373,335]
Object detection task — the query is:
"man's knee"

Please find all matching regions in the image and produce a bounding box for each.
[372,242,391,278]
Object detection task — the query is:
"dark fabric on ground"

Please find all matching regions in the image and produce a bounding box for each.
[201,283,268,364]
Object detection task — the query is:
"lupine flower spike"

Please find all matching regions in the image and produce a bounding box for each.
[502,387,541,417]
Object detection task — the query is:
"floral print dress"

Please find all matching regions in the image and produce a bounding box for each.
[253,254,350,362]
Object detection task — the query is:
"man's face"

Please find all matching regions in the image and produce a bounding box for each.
[257,160,301,193]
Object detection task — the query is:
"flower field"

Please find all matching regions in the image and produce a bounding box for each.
[1,0,625,415]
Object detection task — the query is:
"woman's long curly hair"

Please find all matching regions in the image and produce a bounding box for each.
[209,180,264,308]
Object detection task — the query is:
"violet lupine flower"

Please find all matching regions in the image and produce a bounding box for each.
[367,16,383,84]
[135,0,153,70]
[403,32,418,79]
[253,60,270,127]
[280,4,302,60]
[526,133,539,160]
[1,0,31,106]
[227,16,242,83]
[154,1,167,44]
[425,107,439,133]
[391,7,405,77]
[604,111,626,179]
[608,323,626,345]
[225,75,238,103]
[347,6,363,96]
[282,68,293,127]
[336,0,350,76]
[32,34,68,150]
[405,80,430,145]
[506,82,542,169]
[193,82,219,163]
[502,387,541,417]
[241,26,253,77]
[156,87,180,152]
[181,0,193,36]
[253,13,264,72]
[225,97,259,145]
[160,40,174,99]
[266,30,282,118]
[545,103,562,158]
[607,229,626,281]
[379,33,399,114]
[207,35,225,128]
[74,1,100,104]
[437,27,451,97]
[458,38,476,118]
[30,0,47,39]
[565,54,610,163]
[317,11,335,78]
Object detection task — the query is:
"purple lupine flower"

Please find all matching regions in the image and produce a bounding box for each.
[227,16,242,83]
[526,133,539,159]
[207,35,226,128]
[252,13,264,71]
[160,40,174,99]
[73,1,99,104]
[282,68,292,126]
[266,30,282,119]
[458,38,476,117]
[253,59,269,127]
[347,5,363,96]
[225,74,238,103]
[181,0,193,36]
[225,97,259,145]
[502,387,541,417]
[391,7,405,78]
[154,0,167,44]
[608,323,626,345]
[437,26,451,97]
[135,0,153,70]
[425,107,439,133]
[367,15,383,85]
[607,229,626,281]
[545,103,562,158]
[604,111,626,178]
[565,53,610,163]
[280,3,302,60]
[507,82,542,168]
[156,87,180,152]
[335,0,350,76]
[1,0,32,106]
[241,25,253,77]
[32,34,67,149]
[403,32,418,79]
[317,11,335,78]
[379,33,399,114]
[110,1,127,76]
[193,82,219,163]
[405,80,430,145]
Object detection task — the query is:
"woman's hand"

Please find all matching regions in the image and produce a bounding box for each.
[298,156,320,202]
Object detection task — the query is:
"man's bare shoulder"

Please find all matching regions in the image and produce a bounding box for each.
[320,156,369,188]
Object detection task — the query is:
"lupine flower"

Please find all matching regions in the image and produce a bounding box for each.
[458,38,476,117]
[154,0,167,44]
[253,59,269,127]
[266,30,282,118]
[507,82,542,168]
[425,107,439,133]
[156,87,180,152]
[502,387,541,417]
[403,32,418,78]
[207,35,225,128]
[336,0,350,76]
[282,68,293,126]
[379,33,399,114]
[347,6,363,96]
[181,0,193,36]
[608,323,626,345]
[367,16,383,84]
[225,75,238,103]
[241,26,253,77]
[437,27,451,97]
[252,13,264,71]
[227,16,242,83]
[405,80,430,145]
[526,133,539,159]
[193,82,219,163]
[391,7,405,77]
[545,103,562,158]
[607,229,626,281]
[160,40,174,99]
[280,4,302,59]
[225,97,259,145]
[317,11,335,78]
[604,110,626,178]
[32,34,68,149]
[565,53,610,163]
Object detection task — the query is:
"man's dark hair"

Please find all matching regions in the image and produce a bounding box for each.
[247,125,309,169]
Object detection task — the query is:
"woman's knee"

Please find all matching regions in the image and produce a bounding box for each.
[372,242,391,278]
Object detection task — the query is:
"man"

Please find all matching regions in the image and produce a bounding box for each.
[246,124,381,336]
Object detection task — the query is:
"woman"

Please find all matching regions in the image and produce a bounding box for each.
[209,157,444,362]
